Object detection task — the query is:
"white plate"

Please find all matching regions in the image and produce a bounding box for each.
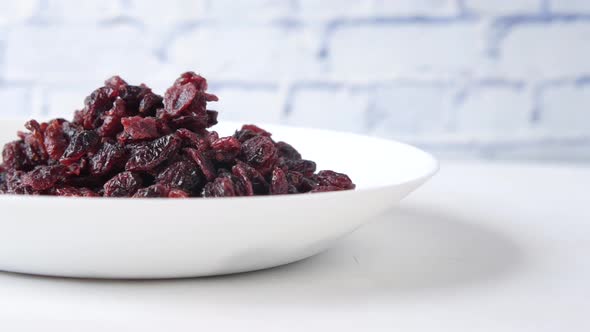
[0,120,438,278]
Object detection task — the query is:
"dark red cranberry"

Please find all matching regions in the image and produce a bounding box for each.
[103,171,143,197]
[240,135,278,175]
[125,134,181,172]
[60,130,100,165]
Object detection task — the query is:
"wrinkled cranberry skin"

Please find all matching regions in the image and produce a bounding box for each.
[133,184,171,198]
[125,134,181,172]
[121,116,160,141]
[240,136,278,176]
[60,130,100,165]
[43,119,69,161]
[276,141,301,160]
[156,160,202,193]
[232,161,268,195]
[270,167,288,195]
[21,165,66,191]
[209,136,241,163]
[103,171,143,197]
[185,148,216,182]
[2,141,28,170]
[0,72,354,198]
[89,142,127,176]
[315,170,355,190]
[202,176,236,197]
[55,186,99,197]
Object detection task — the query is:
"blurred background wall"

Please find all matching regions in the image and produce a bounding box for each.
[0,0,588,161]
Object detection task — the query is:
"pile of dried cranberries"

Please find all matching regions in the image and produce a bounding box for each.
[0,72,355,198]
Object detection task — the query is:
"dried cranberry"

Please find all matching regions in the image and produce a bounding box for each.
[139,92,163,116]
[232,161,268,195]
[2,141,28,170]
[60,130,100,165]
[270,167,288,195]
[103,171,143,197]
[202,176,236,197]
[43,119,69,161]
[125,134,181,172]
[276,141,301,160]
[209,136,241,163]
[176,128,208,150]
[163,83,199,118]
[89,142,127,176]
[240,135,278,175]
[156,160,202,193]
[234,124,271,143]
[185,148,216,182]
[282,158,316,177]
[55,186,99,197]
[21,165,66,191]
[315,170,355,190]
[132,184,170,198]
[206,110,218,127]
[168,188,190,198]
[97,98,127,137]
[121,116,160,141]
[311,185,343,193]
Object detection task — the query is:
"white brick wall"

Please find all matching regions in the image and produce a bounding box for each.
[539,82,590,135]
[285,85,368,133]
[329,22,484,80]
[0,0,588,161]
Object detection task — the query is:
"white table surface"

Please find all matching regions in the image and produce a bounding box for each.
[1,161,589,331]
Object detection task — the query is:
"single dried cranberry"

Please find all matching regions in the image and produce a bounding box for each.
[97,98,127,137]
[119,85,150,112]
[282,158,316,177]
[103,171,143,197]
[206,110,218,127]
[89,142,127,176]
[104,76,128,90]
[176,128,208,150]
[240,135,278,175]
[163,83,199,118]
[64,157,88,176]
[125,134,181,172]
[21,165,66,191]
[202,176,236,197]
[209,136,241,163]
[315,170,355,190]
[2,141,28,170]
[185,148,216,182]
[156,160,202,192]
[311,185,343,193]
[132,184,170,198]
[23,120,48,164]
[174,72,208,90]
[43,119,69,161]
[232,161,268,195]
[169,111,209,131]
[270,167,288,195]
[234,124,271,143]
[276,141,301,160]
[55,186,99,197]
[121,116,160,140]
[60,130,100,165]
[241,124,271,136]
[76,86,117,129]
[1,170,34,194]
[139,92,163,116]
[168,188,189,198]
